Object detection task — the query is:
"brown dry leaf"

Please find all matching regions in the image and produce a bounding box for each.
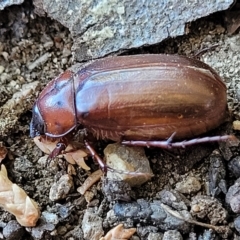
[0,165,40,227]
[100,224,136,240]
[0,142,7,163]
[67,164,77,175]
[33,136,57,154]
[64,150,90,170]
[33,136,89,169]
[77,169,103,195]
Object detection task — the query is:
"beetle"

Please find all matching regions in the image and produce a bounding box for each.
[30,54,232,169]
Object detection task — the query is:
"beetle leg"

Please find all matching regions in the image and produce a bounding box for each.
[46,141,68,166]
[84,140,107,173]
[122,135,236,149]
[84,140,154,177]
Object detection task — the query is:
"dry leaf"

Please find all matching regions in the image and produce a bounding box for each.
[34,136,89,169]
[100,224,136,240]
[67,164,76,175]
[64,150,90,170]
[0,165,40,226]
[77,169,103,195]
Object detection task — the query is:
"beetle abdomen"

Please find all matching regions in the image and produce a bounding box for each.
[75,55,227,141]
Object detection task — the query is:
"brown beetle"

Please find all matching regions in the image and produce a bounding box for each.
[30,54,232,164]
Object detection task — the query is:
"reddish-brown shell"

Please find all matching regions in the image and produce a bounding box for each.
[34,54,227,141]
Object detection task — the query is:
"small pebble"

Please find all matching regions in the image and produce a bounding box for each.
[104,143,153,186]
[27,52,51,70]
[82,209,104,239]
[156,189,190,211]
[163,230,183,240]
[1,51,9,61]
[42,211,59,225]
[191,195,228,225]
[3,220,24,240]
[53,57,58,63]
[228,156,240,178]
[0,65,4,74]
[61,58,68,65]
[137,226,158,239]
[226,178,240,213]
[198,229,216,240]
[147,232,163,240]
[175,176,201,194]
[208,152,227,196]
[26,218,55,239]
[62,48,72,57]
[49,174,74,201]
[43,41,54,49]
[57,226,67,235]
[102,178,134,202]
[233,121,240,130]
[234,216,240,234]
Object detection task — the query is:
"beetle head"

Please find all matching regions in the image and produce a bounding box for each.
[30,103,45,138]
[30,70,78,138]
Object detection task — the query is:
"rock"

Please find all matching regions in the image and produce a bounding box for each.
[0,66,4,74]
[208,151,227,197]
[156,189,190,211]
[0,0,24,10]
[175,176,201,194]
[198,229,216,240]
[228,156,240,178]
[33,0,234,61]
[82,209,104,240]
[49,174,74,201]
[191,195,228,225]
[114,199,190,233]
[234,216,240,234]
[226,178,240,213]
[147,232,163,240]
[104,143,153,186]
[26,217,55,239]
[163,230,183,240]
[102,178,134,202]
[3,220,24,240]
[41,211,59,225]
[233,120,240,130]
[137,226,158,239]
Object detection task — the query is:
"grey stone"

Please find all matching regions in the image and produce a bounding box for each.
[226,178,240,213]
[175,176,201,194]
[104,143,152,186]
[33,0,234,61]
[0,0,24,10]
[82,209,104,240]
[163,230,183,240]
[26,217,55,239]
[2,220,24,240]
[148,232,163,240]
[49,174,74,201]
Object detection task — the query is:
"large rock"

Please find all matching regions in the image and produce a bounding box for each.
[33,0,234,61]
[0,0,24,10]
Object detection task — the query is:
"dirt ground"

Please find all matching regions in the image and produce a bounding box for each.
[0,2,240,240]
